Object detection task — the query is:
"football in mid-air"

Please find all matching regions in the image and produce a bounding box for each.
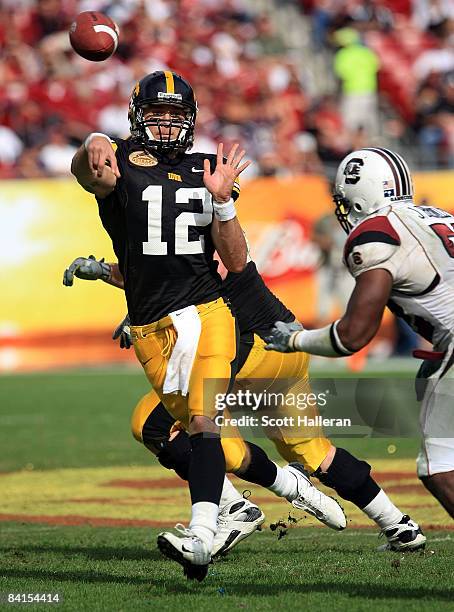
[69,11,119,61]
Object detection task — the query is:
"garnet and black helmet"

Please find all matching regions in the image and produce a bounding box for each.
[128,71,197,156]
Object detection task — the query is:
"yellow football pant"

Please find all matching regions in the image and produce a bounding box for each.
[237,335,331,472]
[131,331,332,473]
[131,297,247,471]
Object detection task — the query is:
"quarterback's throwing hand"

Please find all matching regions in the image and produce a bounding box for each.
[265,321,304,353]
[86,135,121,179]
[63,255,111,286]
[203,143,251,203]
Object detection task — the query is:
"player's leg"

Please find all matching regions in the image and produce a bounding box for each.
[419,472,454,518]
[143,299,258,576]
[315,447,426,551]
[417,354,454,519]
[222,348,346,529]
[131,390,191,479]
[233,341,346,529]
[131,304,236,579]
[131,392,265,557]
[240,336,425,549]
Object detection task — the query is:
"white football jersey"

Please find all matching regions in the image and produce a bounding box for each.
[344,202,454,351]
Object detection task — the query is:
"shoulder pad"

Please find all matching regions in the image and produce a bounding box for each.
[346,241,400,277]
[344,216,401,277]
[344,216,400,260]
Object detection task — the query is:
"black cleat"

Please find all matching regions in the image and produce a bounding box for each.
[377,515,427,552]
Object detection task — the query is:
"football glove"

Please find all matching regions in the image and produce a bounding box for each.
[265,321,303,353]
[112,314,132,349]
[63,255,111,286]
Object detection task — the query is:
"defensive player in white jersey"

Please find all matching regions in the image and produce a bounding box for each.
[266,147,454,519]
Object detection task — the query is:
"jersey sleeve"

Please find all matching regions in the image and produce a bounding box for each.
[108,137,124,170]
[95,138,126,207]
[232,176,240,201]
[344,216,401,279]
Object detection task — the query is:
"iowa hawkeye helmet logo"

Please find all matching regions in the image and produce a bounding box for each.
[129,150,158,166]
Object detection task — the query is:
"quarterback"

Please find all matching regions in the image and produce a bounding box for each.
[266,147,454,520]
[70,70,344,580]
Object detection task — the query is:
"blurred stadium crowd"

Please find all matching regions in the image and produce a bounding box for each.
[0,0,453,179]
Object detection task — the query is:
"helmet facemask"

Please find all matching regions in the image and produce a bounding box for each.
[333,191,354,234]
[129,100,196,156]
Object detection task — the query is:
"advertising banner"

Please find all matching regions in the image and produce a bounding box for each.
[1,171,453,371]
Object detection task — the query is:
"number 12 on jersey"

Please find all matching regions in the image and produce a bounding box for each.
[142,186,213,255]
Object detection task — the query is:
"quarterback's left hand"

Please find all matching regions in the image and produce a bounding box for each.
[265,321,304,353]
[204,143,251,203]
[63,255,111,286]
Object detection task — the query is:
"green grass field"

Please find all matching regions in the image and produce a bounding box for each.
[1,368,453,611]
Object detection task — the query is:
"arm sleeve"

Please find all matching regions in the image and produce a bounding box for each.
[96,138,125,207]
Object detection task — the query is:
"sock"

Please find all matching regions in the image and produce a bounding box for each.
[189,501,218,549]
[220,476,242,508]
[187,432,225,549]
[268,464,299,501]
[188,432,225,505]
[236,442,277,487]
[362,489,403,530]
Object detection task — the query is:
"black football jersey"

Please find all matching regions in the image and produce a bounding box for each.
[96,138,240,325]
[222,261,295,339]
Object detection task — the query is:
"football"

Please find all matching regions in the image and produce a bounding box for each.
[69,11,119,61]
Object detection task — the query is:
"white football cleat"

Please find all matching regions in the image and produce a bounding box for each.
[377,515,426,552]
[286,463,347,531]
[157,524,211,581]
[212,496,265,558]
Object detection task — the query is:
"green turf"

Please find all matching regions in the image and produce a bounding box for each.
[0,370,420,472]
[0,368,440,611]
[0,370,151,471]
[1,523,453,612]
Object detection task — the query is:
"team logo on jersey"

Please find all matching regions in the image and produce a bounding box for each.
[128,151,158,166]
[168,172,182,182]
[344,158,364,184]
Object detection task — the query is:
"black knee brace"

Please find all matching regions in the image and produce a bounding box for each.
[157,431,192,481]
[140,402,192,481]
[142,402,176,453]
[235,442,277,488]
[314,447,380,509]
